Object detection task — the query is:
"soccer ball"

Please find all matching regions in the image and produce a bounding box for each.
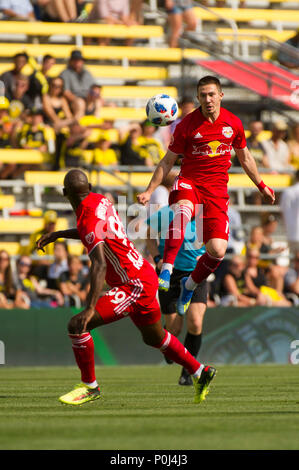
[146,94,178,127]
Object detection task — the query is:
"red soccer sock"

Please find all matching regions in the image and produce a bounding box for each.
[191,251,223,285]
[156,330,203,376]
[163,205,193,265]
[69,333,97,385]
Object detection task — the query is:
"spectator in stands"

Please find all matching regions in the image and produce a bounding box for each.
[0,0,35,21]
[137,119,165,166]
[261,213,285,258]
[6,74,33,120]
[0,99,13,149]
[93,138,119,168]
[263,264,291,306]
[242,247,291,306]
[46,240,68,290]
[0,249,16,308]
[58,255,89,307]
[219,255,256,306]
[60,50,95,119]
[287,123,299,170]
[244,224,275,270]
[42,76,76,170]
[280,170,299,255]
[28,54,56,105]
[277,29,299,70]
[1,52,29,100]
[243,247,268,305]
[164,0,197,48]
[246,225,264,253]
[246,120,269,169]
[86,0,135,45]
[17,108,53,154]
[118,122,152,166]
[42,77,75,132]
[35,0,77,23]
[261,121,291,172]
[284,251,299,298]
[22,210,58,278]
[63,121,91,168]
[85,84,104,118]
[14,255,64,309]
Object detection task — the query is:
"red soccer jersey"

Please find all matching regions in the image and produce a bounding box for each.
[76,192,147,287]
[168,106,247,197]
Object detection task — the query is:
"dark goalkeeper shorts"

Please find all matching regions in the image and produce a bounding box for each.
[158,268,208,314]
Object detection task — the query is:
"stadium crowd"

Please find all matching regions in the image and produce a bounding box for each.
[0,46,299,176]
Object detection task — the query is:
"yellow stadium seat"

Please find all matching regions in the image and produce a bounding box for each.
[101,86,178,100]
[0,217,68,234]
[245,130,272,142]
[98,107,146,121]
[228,174,292,188]
[0,241,83,256]
[0,63,168,81]
[0,149,44,164]
[194,8,299,25]
[0,242,20,256]
[0,195,16,210]
[0,21,163,39]
[0,44,209,62]
[216,28,296,42]
[24,170,153,189]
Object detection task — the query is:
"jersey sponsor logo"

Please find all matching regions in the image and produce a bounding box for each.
[222,126,233,138]
[192,140,232,157]
[85,231,95,244]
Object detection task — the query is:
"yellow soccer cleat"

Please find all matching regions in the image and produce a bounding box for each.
[193,366,217,404]
[59,383,101,406]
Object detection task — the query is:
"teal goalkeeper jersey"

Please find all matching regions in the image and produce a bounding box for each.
[146,205,206,272]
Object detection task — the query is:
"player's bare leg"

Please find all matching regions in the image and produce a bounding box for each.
[59,309,105,406]
[164,302,206,385]
[137,319,216,403]
[159,199,194,291]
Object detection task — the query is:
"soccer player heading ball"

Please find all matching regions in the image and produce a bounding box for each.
[137,76,275,314]
[36,169,216,405]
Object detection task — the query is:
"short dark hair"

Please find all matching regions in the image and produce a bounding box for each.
[14,52,28,60]
[197,76,222,92]
[179,96,194,106]
[43,54,54,63]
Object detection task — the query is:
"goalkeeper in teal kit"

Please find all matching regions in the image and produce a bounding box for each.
[146,204,209,386]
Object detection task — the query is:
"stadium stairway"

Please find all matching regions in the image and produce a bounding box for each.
[196,59,299,111]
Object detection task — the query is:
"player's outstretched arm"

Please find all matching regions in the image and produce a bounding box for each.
[137,149,178,205]
[234,147,275,205]
[79,243,107,333]
[36,228,80,252]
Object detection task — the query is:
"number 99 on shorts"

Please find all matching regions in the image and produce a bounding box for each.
[154,454,187,466]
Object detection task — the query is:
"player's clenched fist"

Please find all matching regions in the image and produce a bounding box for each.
[36,232,59,251]
[257,181,275,205]
[137,190,152,205]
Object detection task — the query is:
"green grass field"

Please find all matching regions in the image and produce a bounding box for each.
[0,364,298,450]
